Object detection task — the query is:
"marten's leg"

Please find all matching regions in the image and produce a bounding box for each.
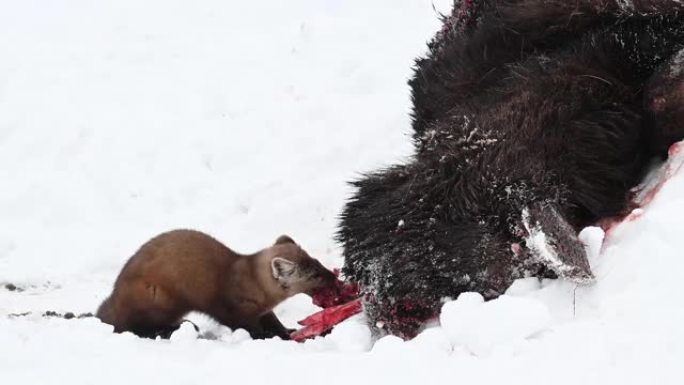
[209,307,269,339]
[259,312,293,340]
[644,48,684,157]
[95,296,115,325]
[130,322,182,339]
[111,280,187,339]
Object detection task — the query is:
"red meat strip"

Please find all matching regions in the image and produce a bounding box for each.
[290,269,361,342]
[291,299,362,342]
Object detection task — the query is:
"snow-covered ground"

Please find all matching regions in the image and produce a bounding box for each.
[1,1,682,384]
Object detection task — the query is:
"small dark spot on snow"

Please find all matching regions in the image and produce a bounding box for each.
[5,283,18,291]
[8,312,30,318]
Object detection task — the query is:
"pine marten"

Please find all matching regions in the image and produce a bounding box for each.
[97,230,336,340]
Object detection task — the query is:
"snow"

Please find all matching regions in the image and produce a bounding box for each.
[1,0,683,384]
[168,321,199,342]
[440,293,551,357]
[578,226,605,260]
[324,314,373,353]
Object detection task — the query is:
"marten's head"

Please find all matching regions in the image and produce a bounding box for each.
[268,235,337,297]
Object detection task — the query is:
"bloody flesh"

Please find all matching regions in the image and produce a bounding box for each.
[291,269,361,341]
[601,141,684,237]
[310,269,359,308]
[290,299,362,342]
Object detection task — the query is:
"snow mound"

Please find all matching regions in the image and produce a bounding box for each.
[578,226,605,261]
[326,315,372,352]
[371,335,406,354]
[440,293,551,356]
[170,321,200,342]
[408,326,453,355]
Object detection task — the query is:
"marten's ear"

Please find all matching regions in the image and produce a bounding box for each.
[275,235,296,245]
[271,257,298,282]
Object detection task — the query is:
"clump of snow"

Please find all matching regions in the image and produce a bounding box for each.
[407,326,452,355]
[440,293,551,356]
[170,321,199,342]
[371,335,406,354]
[505,277,542,296]
[578,226,605,261]
[229,328,252,344]
[325,315,372,352]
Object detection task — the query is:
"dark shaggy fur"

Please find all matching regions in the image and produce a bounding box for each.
[338,0,684,338]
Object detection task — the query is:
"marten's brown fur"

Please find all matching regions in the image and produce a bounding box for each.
[97,230,336,339]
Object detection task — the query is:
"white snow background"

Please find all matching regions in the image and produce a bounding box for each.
[1,1,682,384]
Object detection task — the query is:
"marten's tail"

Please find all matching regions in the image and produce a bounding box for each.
[95,296,115,324]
